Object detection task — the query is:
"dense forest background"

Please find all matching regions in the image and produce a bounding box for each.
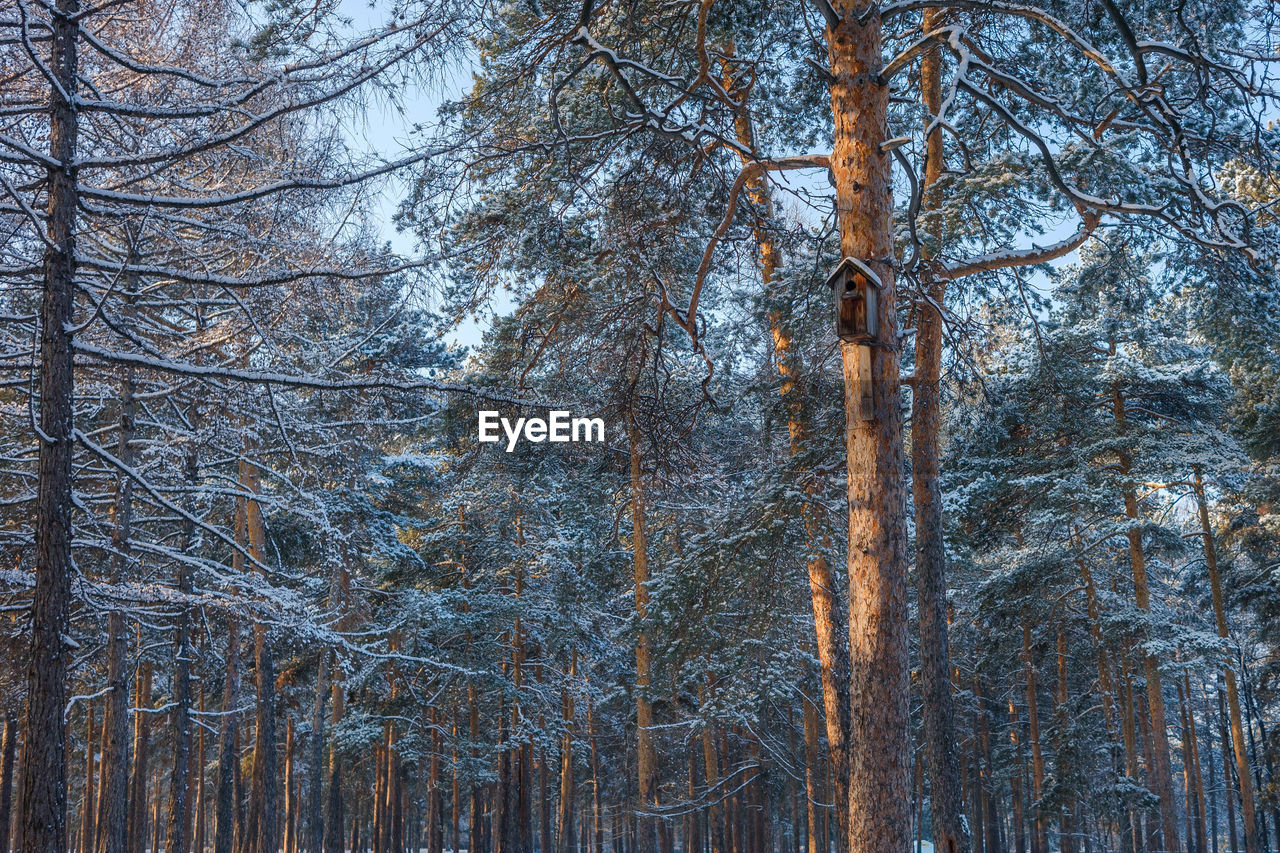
[2,1,1280,853]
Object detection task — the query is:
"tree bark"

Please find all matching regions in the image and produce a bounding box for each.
[21,0,81,845]
[912,13,969,853]
[214,618,242,853]
[1022,623,1046,853]
[628,422,660,853]
[128,659,153,853]
[1112,387,1180,853]
[0,715,17,853]
[1194,469,1257,853]
[558,653,577,853]
[167,444,198,853]
[825,3,911,851]
[81,703,97,853]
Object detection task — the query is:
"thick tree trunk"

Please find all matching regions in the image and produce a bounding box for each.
[825,3,911,851]
[21,0,80,846]
[912,13,969,853]
[628,423,660,853]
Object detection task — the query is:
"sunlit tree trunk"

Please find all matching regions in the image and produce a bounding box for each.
[912,13,969,853]
[1194,469,1257,853]
[558,653,577,853]
[824,2,911,849]
[128,657,154,853]
[628,421,660,853]
[0,715,17,853]
[214,617,242,853]
[1112,386,1180,853]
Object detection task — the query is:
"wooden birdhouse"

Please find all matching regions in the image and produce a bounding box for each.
[827,257,882,345]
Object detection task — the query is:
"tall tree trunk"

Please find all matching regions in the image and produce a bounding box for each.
[81,704,98,853]
[236,452,280,853]
[803,695,822,853]
[1194,470,1257,853]
[167,443,198,853]
[1113,387,1180,853]
[1219,689,1240,853]
[1056,626,1076,853]
[307,661,328,853]
[724,72,852,848]
[825,4,910,851]
[22,0,80,845]
[912,12,969,853]
[559,653,577,853]
[628,422,660,853]
[0,715,17,853]
[1022,623,1046,853]
[98,277,139,853]
[1008,699,1026,853]
[284,721,297,853]
[128,660,154,853]
[700,687,722,853]
[214,619,242,853]
[589,698,604,853]
[1178,675,1207,853]
[195,684,208,853]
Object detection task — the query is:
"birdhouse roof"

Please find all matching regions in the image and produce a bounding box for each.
[825,256,883,290]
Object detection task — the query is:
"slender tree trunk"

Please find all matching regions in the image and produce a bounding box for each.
[825,4,910,850]
[0,715,17,853]
[166,442,198,853]
[238,454,280,853]
[559,653,577,853]
[1008,699,1026,853]
[628,422,660,853]
[1179,675,1208,853]
[284,721,297,853]
[128,660,154,853]
[723,75,852,850]
[1194,470,1257,853]
[1112,387,1180,853]
[701,696,722,853]
[195,685,207,853]
[307,660,328,853]
[1219,689,1239,853]
[214,618,242,853]
[82,704,98,853]
[589,698,603,853]
[912,13,969,853]
[1056,626,1076,853]
[21,0,80,844]
[802,695,821,853]
[1022,624,1046,853]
